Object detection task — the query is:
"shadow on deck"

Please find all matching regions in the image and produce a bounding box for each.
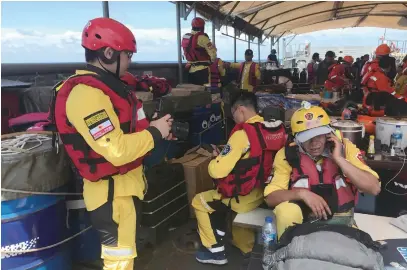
[74,219,250,270]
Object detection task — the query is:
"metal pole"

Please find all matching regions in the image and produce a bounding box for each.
[248,36,250,49]
[102,1,109,18]
[270,37,273,53]
[258,38,261,63]
[277,39,280,63]
[234,28,237,62]
[176,2,183,84]
[212,20,216,47]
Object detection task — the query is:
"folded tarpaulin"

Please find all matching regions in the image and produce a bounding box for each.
[1,133,72,201]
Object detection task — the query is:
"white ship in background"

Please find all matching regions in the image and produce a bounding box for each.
[282,35,407,70]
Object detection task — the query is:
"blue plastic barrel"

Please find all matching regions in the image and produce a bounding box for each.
[189,103,224,146]
[66,197,101,263]
[1,194,71,270]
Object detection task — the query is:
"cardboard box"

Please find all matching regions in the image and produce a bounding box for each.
[176,84,206,91]
[170,146,214,218]
[136,91,153,101]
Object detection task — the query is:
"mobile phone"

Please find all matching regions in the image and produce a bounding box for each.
[326,141,335,152]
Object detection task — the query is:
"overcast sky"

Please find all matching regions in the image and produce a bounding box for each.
[2,1,406,63]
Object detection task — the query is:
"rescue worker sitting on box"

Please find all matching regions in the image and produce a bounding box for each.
[192,91,286,265]
[182,17,217,86]
[227,49,261,92]
[50,18,172,270]
[361,44,397,80]
[362,56,407,116]
[264,103,380,240]
[324,55,354,93]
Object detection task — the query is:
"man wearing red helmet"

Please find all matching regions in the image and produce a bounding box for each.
[182,17,217,85]
[361,44,397,80]
[50,18,172,269]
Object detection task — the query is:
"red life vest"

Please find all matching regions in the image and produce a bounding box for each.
[286,149,356,213]
[209,58,221,88]
[361,60,379,78]
[51,71,149,182]
[181,32,211,62]
[136,75,172,98]
[361,69,392,116]
[216,121,286,200]
[237,62,258,88]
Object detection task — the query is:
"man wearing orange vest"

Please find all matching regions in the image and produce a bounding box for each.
[182,17,217,86]
[228,49,261,92]
[51,18,172,269]
[324,56,354,92]
[362,56,407,116]
[361,44,397,81]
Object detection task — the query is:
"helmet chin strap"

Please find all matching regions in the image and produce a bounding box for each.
[97,49,121,78]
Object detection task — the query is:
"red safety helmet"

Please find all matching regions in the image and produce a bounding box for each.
[343,55,354,64]
[82,17,137,53]
[191,17,205,29]
[375,44,390,56]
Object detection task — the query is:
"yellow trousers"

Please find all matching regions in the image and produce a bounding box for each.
[273,201,355,240]
[192,188,263,254]
[89,196,138,270]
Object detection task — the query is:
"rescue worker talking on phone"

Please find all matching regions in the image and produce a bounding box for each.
[182,17,217,85]
[192,92,286,265]
[51,18,172,270]
[264,103,380,240]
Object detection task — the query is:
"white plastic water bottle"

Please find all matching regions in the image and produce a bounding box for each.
[262,216,277,269]
[393,125,403,149]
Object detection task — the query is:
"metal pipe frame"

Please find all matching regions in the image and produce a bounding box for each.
[263,2,399,31]
[234,28,237,62]
[176,2,183,83]
[258,39,261,64]
[102,1,109,18]
[221,33,265,46]
[212,20,216,46]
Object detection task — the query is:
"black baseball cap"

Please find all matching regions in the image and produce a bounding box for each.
[245,49,253,56]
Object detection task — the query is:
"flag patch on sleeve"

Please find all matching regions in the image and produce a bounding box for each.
[84,110,115,140]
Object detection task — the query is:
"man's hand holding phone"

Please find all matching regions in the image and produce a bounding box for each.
[327,133,344,163]
[211,144,220,157]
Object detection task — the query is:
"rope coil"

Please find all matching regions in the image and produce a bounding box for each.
[1,134,52,155]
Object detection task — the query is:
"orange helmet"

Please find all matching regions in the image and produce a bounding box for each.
[82,17,136,52]
[192,17,205,29]
[375,44,391,56]
[343,56,354,64]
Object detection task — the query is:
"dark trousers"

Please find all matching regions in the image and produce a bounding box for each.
[188,68,209,86]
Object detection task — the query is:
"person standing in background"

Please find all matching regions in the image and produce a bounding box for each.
[182,17,217,86]
[307,52,320,84]
[226,49,261,92]
[316,51,336,85]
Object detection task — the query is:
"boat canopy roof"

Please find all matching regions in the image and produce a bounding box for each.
[184,1,407,38]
